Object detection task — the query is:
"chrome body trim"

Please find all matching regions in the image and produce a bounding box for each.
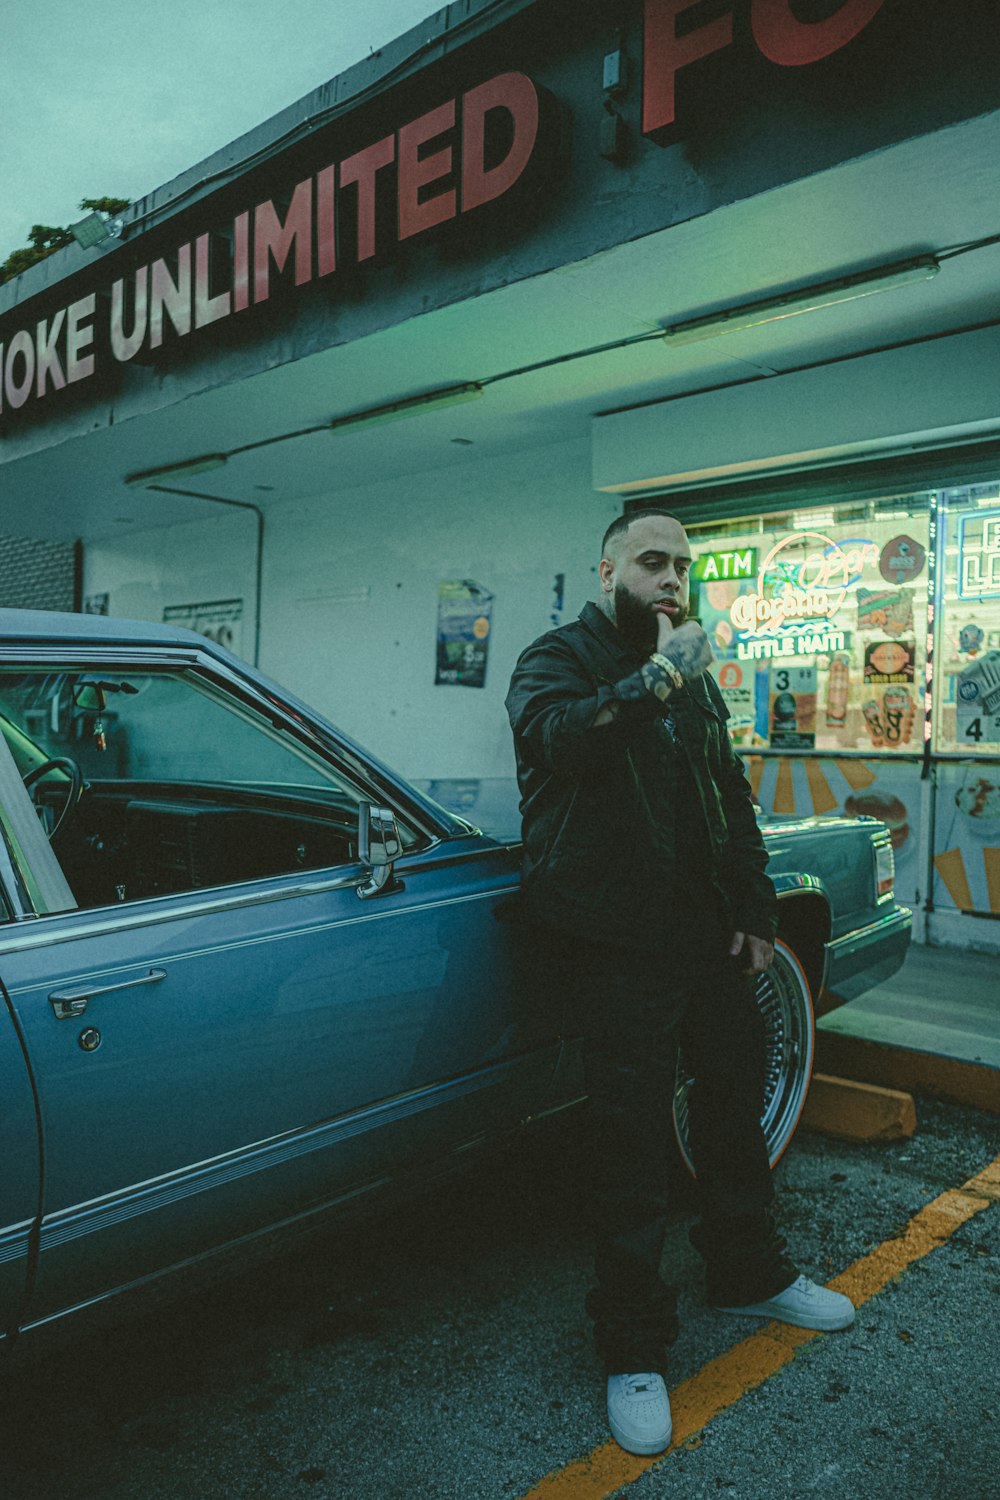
[0,881,518,978]
[0,1221,33,1267]
[824,905,912,958]
[821,904,912,995]
[19,1174,396,1336]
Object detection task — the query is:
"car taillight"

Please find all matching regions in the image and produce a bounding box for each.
[875,838,895,900]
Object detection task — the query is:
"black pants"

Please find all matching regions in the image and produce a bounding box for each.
[540,909,797,1376]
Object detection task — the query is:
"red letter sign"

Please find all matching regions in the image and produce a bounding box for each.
[642,0,734,137]
[340,136,396,263]
[462,72,541,212]
[751,0,887,66]
[398,100,457,240]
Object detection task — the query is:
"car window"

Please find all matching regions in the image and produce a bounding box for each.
[0,667,413,914]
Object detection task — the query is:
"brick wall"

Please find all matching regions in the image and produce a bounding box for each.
[0,535,77,612]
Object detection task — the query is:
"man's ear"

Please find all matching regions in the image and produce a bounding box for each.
[598,557,615,593]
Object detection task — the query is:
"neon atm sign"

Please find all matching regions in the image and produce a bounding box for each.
[643,0,888,136]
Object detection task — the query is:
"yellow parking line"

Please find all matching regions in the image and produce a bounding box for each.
[518,1153,1000,1500]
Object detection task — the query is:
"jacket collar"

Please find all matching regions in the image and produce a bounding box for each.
[578,600,641,668]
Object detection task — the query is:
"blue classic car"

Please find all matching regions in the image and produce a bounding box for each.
[0,610,910,1350]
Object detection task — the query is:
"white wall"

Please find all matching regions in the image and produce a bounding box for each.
[85,508,257,651]
[84,437,618,780]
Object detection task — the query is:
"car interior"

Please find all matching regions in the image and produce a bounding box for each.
[0,666,408,914]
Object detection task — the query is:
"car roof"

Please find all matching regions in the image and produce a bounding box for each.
[0,607,204,649]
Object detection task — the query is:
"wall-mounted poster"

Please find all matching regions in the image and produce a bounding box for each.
[435,580,494,687]
[163,598,244,654]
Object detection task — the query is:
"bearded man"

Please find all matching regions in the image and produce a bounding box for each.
[505,507,853,1457]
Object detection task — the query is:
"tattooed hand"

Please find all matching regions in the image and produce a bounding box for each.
[661,621,714,680]
[640,621,714,701]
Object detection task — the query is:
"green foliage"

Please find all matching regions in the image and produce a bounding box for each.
[79,197,130,218]
[1,197,131,286]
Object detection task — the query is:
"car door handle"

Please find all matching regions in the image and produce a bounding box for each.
[49,968,168,1020]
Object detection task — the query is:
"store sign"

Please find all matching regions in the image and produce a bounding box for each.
[642,0,888,137]
[737,628,848,662]
[958,510,1000,599]
[0,72,557,421]
[693,547,756,582]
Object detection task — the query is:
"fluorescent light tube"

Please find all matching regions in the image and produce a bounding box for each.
[661,257,939,347]
[125,454,228,488]
[329,383,483,433]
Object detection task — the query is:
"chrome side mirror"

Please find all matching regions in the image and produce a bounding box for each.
[356,804,402,899]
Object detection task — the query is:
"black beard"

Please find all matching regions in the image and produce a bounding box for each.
[612,582,688,654]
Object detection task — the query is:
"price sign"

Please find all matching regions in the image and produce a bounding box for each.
[769,661,817,749]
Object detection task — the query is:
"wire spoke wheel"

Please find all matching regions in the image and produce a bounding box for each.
[672,939,816,1176]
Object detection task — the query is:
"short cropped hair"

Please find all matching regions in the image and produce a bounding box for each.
[602,507,683,558]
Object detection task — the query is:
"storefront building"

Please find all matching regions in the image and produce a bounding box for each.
[670,478,1000,950]
[1,0,999,948]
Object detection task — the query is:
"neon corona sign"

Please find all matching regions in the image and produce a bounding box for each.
[730,531,877,636]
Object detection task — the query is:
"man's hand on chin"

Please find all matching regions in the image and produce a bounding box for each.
[729,932,774,974]
[653,609,714,678]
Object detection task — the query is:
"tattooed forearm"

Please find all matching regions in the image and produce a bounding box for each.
[641,659,676,702]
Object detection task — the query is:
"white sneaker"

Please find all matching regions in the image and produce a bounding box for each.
[716,1274,855,1331]
[606,1372,673,1455]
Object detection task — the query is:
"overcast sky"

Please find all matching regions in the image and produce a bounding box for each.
[1,0,443,255]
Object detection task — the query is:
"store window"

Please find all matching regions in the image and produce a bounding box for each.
[935,481,1000,756]
[687,496,932,756]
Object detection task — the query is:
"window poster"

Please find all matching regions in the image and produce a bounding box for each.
[769,661,816,749]
[856,586,913,635]
[692,504,932,754]
[715,660,754,735]
[860,687,917,749]
[863,639,915,685]
[956,650,1000,747]
[435,580,494,688]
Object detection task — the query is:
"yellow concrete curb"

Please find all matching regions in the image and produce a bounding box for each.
[800,1071,917,1141]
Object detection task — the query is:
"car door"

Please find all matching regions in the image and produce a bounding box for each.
[0,650,556,1332]
[0,989,40,1344]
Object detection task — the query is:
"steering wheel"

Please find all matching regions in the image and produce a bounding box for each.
[23,756,84,839]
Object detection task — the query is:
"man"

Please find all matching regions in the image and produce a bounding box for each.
[505,508,853,1457]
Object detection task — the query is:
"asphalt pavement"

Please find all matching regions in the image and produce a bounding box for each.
[2,1091,997,1500]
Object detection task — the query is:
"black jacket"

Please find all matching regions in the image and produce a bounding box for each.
[505,602,777,945]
